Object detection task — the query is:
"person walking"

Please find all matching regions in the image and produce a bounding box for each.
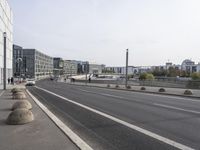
[10,77,14,85]
[8,78,10,84]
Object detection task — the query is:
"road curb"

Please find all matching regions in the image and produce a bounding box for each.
[67,83,200,100]
[26,89,93,150]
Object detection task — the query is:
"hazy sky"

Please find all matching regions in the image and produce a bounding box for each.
[8,0,200,66]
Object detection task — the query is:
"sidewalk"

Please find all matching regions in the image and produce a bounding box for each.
[0,86,78,150]
[65,81,200,99]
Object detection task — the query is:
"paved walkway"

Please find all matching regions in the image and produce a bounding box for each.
[63,81,200,98]
[0,85,78,150]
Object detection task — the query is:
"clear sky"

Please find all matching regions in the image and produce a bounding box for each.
[8,0,200,66]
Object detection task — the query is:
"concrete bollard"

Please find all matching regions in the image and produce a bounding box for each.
[11,88,23,94]
[6,108,34,125]
[12,101,32,110]
[184,89,193,95]
[13,92,26,99]
[158,88,166,92]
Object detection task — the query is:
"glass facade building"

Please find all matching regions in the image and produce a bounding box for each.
[63,60,89,75]
[13,45,53,80]
[53,57,64,76]
[24,49,53,80]
[0,0,13,84]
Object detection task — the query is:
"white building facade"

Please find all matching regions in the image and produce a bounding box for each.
[89,64,105,74]
[105,66,139,75]
[63,60,78,75]
[0,0,13,84]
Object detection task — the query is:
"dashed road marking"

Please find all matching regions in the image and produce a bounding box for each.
[154,103,200,114]
[35,86,195,150]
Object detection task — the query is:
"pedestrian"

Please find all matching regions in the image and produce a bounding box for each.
[10,77,14,85]
[88,77,91,83]
[8,78,10,84]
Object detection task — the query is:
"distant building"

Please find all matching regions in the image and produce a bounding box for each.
[0,0,13,85]
[53,57,64,76]
[165,62,173,70]
[77,61,89,74]
[89,64,105,74]
[181,59,196,74]
[13,45,23,77]
[63,60,89,75]
[63,60,78,75]
[197,63,200,73]
[105,66,139,75]
[13,45,53,80]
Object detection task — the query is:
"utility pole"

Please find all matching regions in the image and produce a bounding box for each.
[125,49,128,88]
[85,63,88,85]
[3,32,6,90]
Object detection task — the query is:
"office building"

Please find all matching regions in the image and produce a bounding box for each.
[13,45,53,80]
[13,45,23,77]
[105,66,139,75]
[63,60,78,75]
[89,63,105,74]
[53,57,64,76]
[0,0,13,84]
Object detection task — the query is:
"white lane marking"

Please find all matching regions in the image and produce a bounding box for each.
[79,89,92,93]
[79,89,124,99]
[100,93,124,99]
[35,86,194,150]
[0,91,5,97]
[154,103,200,114]
[137,92,200,102]
[26,89,93,150]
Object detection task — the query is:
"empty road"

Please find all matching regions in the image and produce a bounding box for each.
[27,79,200,150]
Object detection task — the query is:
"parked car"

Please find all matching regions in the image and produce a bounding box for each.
[25,79,36,86]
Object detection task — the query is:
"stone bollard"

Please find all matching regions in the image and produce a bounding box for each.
[184,89,193,95]
[13,92,26,99]
[158,88,166,92]
[140,87,146,90]
[11,88,23,94]
[12,101,32,111]
[6,108,34,125]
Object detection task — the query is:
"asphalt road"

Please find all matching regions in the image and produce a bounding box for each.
[28,79,200,150]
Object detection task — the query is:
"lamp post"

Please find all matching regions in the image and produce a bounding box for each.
[85,62,89,85]
[3,32,6,90]
[125,49,129,88]
[16,58,23,82]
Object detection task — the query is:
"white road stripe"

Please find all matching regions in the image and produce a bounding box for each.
[154,103,200,114]
[79,89,92,93]
[100,93,124,99]
[26,89,93,150]
[137,92,200,102]
[35,86,194,150]
[79,89,124,99]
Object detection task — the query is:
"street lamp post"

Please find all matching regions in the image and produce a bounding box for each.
[125,49,129,88]
[17,58,23,82]
[85,63,88,85]
[3,32,6,90]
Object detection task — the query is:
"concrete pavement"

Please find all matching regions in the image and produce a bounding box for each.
[0,85,78,150]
